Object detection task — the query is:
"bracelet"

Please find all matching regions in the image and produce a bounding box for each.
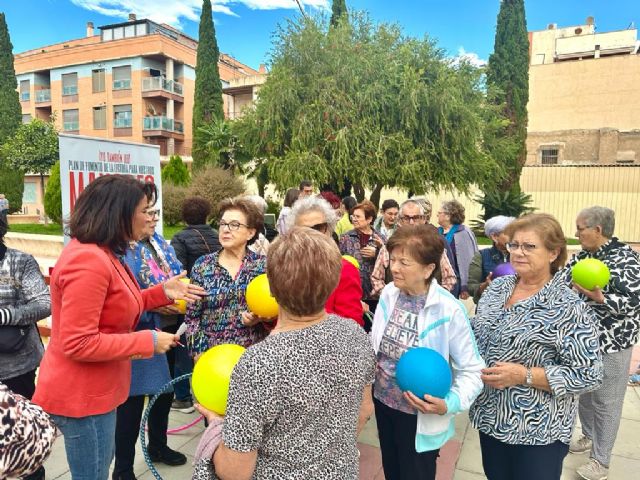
[151,330,158,349]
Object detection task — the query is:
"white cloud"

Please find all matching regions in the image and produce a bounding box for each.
[454,47,487,68]
[70,0,328,26]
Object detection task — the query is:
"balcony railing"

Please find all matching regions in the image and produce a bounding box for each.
[113,79,131,90]
[114,117,132,128]
[63,121,79,131]
[35,89,51,103]
[62,85,78,96]
[142,77,184,96]
[20,92,30,101]
[143,116,184,133]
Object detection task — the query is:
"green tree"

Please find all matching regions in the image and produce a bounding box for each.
[192,0,224,170]
[161,154,190,186]
[2,118,59,221]
[485,0,529,196]
[0,12,24,213]
[330,0,348,27]
[188,165,245,221]
[235,14,500,205]
[44,160,62,223]
[196,119,251,173]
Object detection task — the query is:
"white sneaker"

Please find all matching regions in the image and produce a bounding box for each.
[577,458,608,480]
[570,434,592,454]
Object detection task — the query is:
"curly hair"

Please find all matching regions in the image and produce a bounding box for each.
[218,197,264,245]
[441,200,466,224]
[181,197,211,225]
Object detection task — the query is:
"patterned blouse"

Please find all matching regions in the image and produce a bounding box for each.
[339,228,385,301]
[469,273,602,445]
[185,250,267,355]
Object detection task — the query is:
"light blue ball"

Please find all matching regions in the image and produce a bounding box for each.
[396,347,452,399]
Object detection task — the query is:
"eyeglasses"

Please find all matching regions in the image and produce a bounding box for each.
[399,214,425,223]
[219,221,248,231]
[576,225,593,233]
[350,214,365,221]
[309,222,328,233]
[506,242,538,254]
[145,209,160,218]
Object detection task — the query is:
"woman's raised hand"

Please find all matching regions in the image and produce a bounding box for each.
[163,271,206,302]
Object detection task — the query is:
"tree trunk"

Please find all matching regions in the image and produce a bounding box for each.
[369,184,383,210]
[353,183,365,202]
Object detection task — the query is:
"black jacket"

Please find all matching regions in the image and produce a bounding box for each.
[171,225,221,275]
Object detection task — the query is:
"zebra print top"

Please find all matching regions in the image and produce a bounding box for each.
[469,273,602,445]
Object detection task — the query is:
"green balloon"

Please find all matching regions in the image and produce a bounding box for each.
[571,258,610,290]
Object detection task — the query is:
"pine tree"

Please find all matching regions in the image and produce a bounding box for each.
[486,0,529,194]
[330,0,348,27]
[161,154,190,186]
[0,13,24,213]
[192,0,224,170]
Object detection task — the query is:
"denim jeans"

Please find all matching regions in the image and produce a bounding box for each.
[50,410,116,480]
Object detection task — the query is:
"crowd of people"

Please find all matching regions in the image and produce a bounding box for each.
[1,176,639,480]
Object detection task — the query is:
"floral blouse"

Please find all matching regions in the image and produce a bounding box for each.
[469,273,603,445]
[185,250,267,355]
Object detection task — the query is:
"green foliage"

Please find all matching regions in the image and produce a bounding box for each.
[0,13,21,145]
[485,0,529,193]
[234,14,501,200]
[2,118,59,174]
[188,165,246,220]
[162,181,189,226]
[193,119,251,172]
[192,0,224,168]
[0,165,23,214]
[265,196,281,218]
[470,189,535,234]
[44,160,62,223]
[330,0,348,27]
[161,154,190,186]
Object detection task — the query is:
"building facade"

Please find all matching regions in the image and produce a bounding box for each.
[527,17,640,165]
[14,14,260,216]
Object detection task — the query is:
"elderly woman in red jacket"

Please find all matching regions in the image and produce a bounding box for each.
[33,175,204,480]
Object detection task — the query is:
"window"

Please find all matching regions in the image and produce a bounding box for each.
[22,183,37,204]
[541,147,559,165]
[63,109,79,131]
[136,23,147,36]
[62,73,78,96]
[112,65,131,90]
[114,104,132,128]
[22,114,32,124]
[93,106,106,130]
[92,69,105,93]
[113,27,124,40]
[124,24,135,37]
[20,80,30,101]
[102,28,113,41]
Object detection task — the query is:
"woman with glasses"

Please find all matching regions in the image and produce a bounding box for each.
[436,200,478,299]
[469,213,602,480]
[112,203,187,480]
[185,197,268,356]
[339,200,385,313]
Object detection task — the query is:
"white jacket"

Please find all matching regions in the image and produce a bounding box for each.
[371,279,485,452]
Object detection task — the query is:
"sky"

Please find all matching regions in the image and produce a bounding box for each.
[2,0,639,70]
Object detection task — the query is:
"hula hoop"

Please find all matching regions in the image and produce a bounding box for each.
[140,373,202,479]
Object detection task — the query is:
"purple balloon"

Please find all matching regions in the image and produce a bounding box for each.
[492,262,516,278]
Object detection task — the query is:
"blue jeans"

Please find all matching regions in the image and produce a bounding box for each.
[50,410,116,480]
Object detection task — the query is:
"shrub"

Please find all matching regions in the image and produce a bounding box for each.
[162,182,189,226]
[471,189,535,234]
[0,164,23,213]
[188,165,245,220]
[44,160,62,223]
[161,154,190,186]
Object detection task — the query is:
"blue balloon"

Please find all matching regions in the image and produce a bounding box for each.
[396,347,452,399]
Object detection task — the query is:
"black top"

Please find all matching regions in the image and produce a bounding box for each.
[170,224,221,275]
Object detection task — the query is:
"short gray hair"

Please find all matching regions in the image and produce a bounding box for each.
[245,194,268,214]
[484,215,515,237]
[400,199,425,215]
[579,206,615,238]
[287,196,338,231]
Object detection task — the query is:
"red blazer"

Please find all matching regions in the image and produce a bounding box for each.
[325,259,364,326]
[33,239,171,418]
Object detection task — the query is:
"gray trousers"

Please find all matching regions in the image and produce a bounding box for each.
[579,346,633,466]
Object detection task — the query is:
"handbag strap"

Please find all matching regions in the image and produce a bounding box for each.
[191,227,212,253]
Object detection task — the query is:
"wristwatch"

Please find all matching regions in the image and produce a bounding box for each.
[525,367,533,386]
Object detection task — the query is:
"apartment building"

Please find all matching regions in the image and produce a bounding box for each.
[15,14,260,159]
[527,17,640,165]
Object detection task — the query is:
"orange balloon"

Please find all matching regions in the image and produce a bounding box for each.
[246,274,279,318]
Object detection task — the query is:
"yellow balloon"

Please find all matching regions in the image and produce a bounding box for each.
[246,274,279,318]
[174,278,190,314]
[192,344,246,415]
[342,255,360,269]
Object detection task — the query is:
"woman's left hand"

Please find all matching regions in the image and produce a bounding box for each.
[572,283,605,304]
[241,311,276,326]
[194,403,224,423]
[163,271,206,302]
[403,391,448,415]
[481,362,526,389]
[373,234,385,248]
